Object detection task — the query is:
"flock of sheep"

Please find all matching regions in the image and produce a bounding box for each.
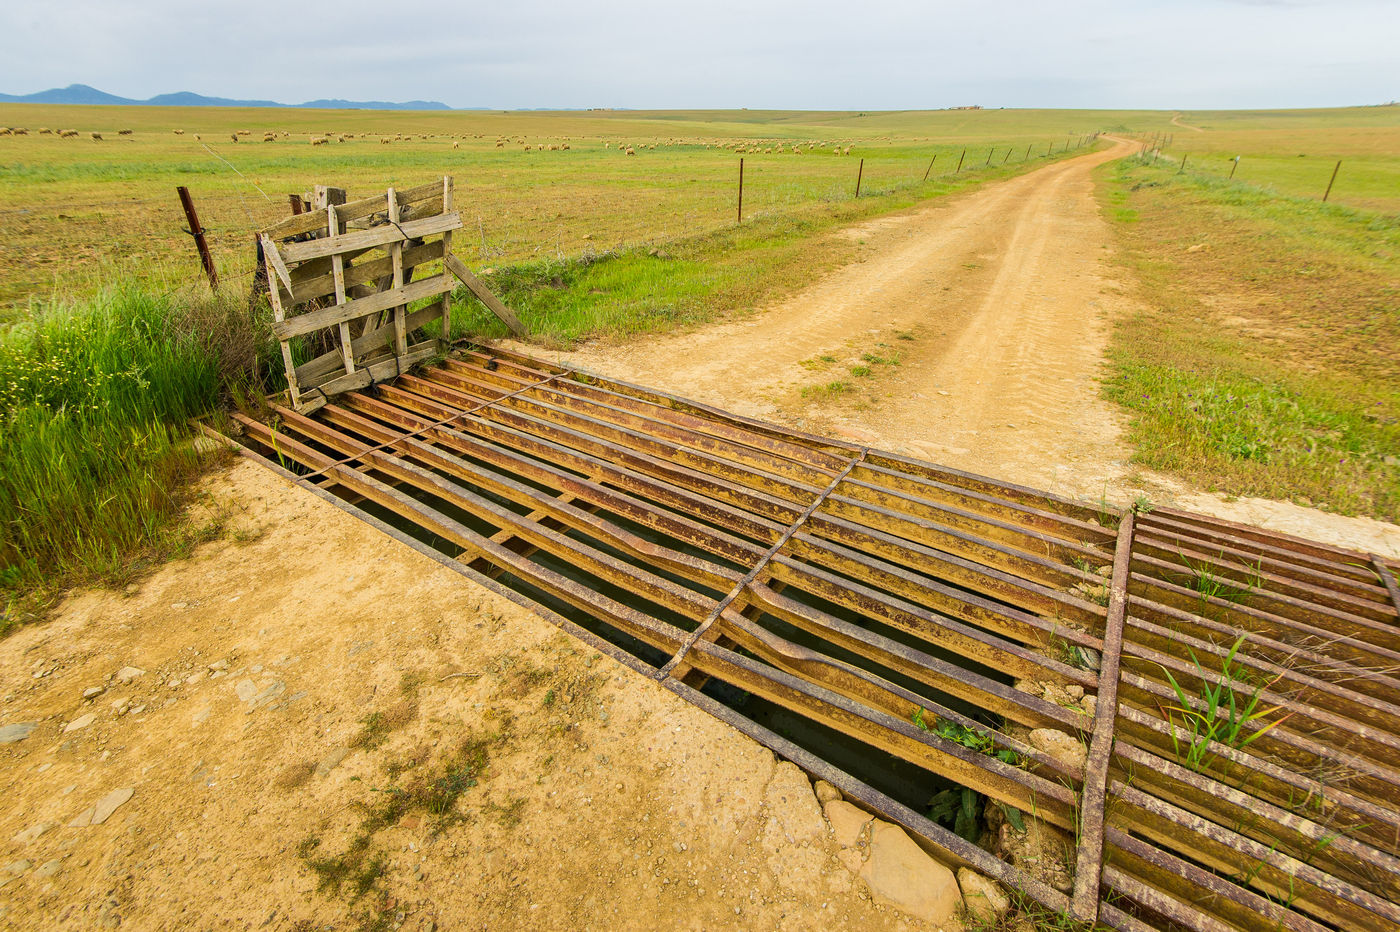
[0,125,865,156]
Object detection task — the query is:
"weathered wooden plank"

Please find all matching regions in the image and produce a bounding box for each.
[273,274,454,340]
[445,253,526,336]
[295,301,445,385]
[289,241,443,305]
[304,341,437,399]
[264,178,446,240]
[279,212,462,263]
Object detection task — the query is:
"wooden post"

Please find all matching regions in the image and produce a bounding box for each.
[288,193,305,215]
[1323,160,1341,202]
[854,158,864,197]
[737,158,744,223]
[1179,153,1188,173]
[955,148,966,172]
[922,153,937,181]
[247,234,267,311]
[985,148,993,166]
[1024,144,1031,160]
[176,186,218,291]
[1002,148,1011,163]
[1046,143,1052,156]
[1229,156,1240,180]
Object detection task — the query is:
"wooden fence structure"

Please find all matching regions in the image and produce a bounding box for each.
[258,176,524,413]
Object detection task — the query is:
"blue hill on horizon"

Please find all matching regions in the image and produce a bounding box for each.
[0,83,456,111]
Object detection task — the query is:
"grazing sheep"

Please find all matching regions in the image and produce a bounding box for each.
[38,127,52,135]
[236,130,251,136]
[336,136,344,142]
[452,141,460,149]
[496,140,504,147]
[625,147,636,156]
[90,132,103,140]
[173,129,184,135]
[263,134,276,142]
[0,128,10,136]
[604,142,611,149]
[561,143,570,150]
[60,129,79,138]
[310,136,327,146]
[229,133,238,143]
[193,134,201,141]
[381,138,391,145]
[12,128,28,135]
[118,129,132,135]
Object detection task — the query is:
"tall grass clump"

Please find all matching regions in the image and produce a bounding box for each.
[0,287,266,628]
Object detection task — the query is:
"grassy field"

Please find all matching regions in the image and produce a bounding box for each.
[0,105,1141,312]
[1141,107,1400,212]
[1098,151,1400,520]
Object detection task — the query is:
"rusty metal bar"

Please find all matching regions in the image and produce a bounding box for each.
[1375,555,1400,619]
[1071,510,1134,922]
[656,449,869,679]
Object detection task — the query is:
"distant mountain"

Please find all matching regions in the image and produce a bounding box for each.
[0,84,454,111]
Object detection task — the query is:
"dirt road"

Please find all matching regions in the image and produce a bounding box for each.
[563,139,1144,502]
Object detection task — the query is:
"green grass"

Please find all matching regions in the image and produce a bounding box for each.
[1098,155,1400,521]
[0,287,271,630]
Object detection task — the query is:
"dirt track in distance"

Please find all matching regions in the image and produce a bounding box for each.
[557,138,1400,556]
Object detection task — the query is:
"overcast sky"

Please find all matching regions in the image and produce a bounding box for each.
[2,0,1395,110]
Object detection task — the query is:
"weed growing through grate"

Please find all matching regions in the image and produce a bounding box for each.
[1175,553,1263,616]
[1157,635,1292,773]
[913,709,1027,839]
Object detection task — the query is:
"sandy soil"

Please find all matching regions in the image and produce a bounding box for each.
[0,460,922,931]
[4,138,1398,932]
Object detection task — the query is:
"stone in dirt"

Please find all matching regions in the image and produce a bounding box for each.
[824,800,872,849]
[91,787,134,825]
[115,667,145,684]
[234,680,258,702]
[813,780,841,805]
[34,859,62,879]
[958,867,1010,923]
[858,821,961,926]
[12,822,52,845]
[315,748,350,778]
[1028,728,1087,770]
[83,686,105,700]
[0,723,36,744]
[64,713,96,733]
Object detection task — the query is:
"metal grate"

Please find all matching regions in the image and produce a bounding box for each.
[222,346,1400,931]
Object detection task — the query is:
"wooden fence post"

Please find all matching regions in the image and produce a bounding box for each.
[1323,160,1341,201]
[1024,144,1032,160]
[288,193,305,215]
[956,148,966,172]
[1179,154,1188,173]
[737,158,744,223]
[922,153,937,181]
[176,186,218,291]
[855,158,864,197]
[985,148,994,166]
[1229,156,1240,180]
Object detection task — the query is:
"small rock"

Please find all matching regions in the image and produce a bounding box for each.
[83,686,105,700]
[1064,684,1085,701]
[64,713,96,733]
[4,859,30,875]
[1078,647,1101,671]
[0,722,37,744]
[111,698,130,715]
[34,859,62,879]
[316,748,350,778]
[67,807,95,828]
[824,800,872,848]
[234,679,258,702]
[91,787,134,825]
[208,660,229,672]
[1082,695,1098,718]
[129,705,146,715]
[958,867,1011,923]
[115,667,145,684]
[813,780,841,805]
[859,822,961,925]
[12,822,52,844]
[1029,728,1087,771]
[836,849,864,874]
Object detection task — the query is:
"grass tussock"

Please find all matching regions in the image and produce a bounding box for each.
[0,286,272,633]
[1099,156,1400,521]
